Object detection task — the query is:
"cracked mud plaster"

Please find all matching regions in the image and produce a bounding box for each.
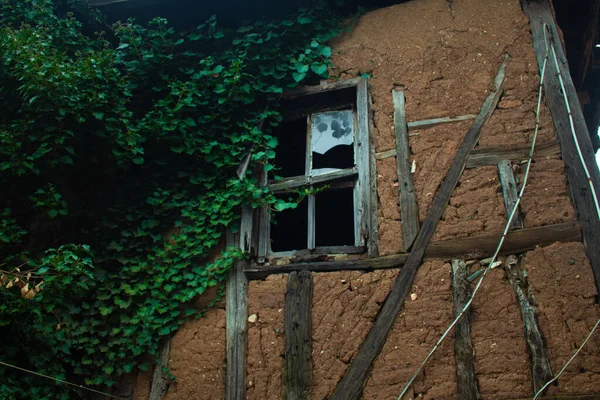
[162,287,227,400]
[310,269,399,399]
[247,275,287,400]
[525,242,600,396]
[363,260,456,400]
[329,0,571,249]
[471,268,531,399]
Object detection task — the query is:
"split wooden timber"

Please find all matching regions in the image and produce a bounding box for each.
[510,396,600,400]
[392,88,419,251]
[329,56,508,400]
[497,160,525,230]
[148,339,170,400]
[523,0,600,292]
[467,140,560,169]
[284,271,313,400]
[281,78,362,99]
[504,256,553,394]
[268,167,357,192]
[451,260,478,400]
[368,91,380,257]
[225,208,252,400]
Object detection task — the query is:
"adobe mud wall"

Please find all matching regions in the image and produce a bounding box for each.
[132,0,600,399]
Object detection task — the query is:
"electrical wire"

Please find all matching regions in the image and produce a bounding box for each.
[532,317,600,399]
[0,360,127,399]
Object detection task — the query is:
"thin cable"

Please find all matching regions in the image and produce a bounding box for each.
[532,316,600,399]
[0,360,126,399]
[549,44,600,221]
[397,45,551,400]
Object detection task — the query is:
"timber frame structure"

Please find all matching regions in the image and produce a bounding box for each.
[219,1,600,399]
[137,0,600,399]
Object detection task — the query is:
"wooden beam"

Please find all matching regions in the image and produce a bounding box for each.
[407,114,477,130]
[268,167,357,192]
[245,222,581,278]
[329,56,508,400]
[392,88,419,251]
[148,339,170,400]
[281,78,361,99]
[510,395,600,400]
[225,208,252,400]
[378,139,560,166]
[497,160,524,230]
[283,271,313,400]
[368,91,380,257]
[504,256,553,394]
[356,78,371,248]
[522,0,600,294]
[451,259,478,400]
[466,140,560,169]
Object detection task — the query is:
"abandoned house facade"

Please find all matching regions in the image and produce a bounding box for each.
[122,0,600,398]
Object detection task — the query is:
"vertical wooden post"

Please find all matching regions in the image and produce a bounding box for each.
[226,207,252,400]
[497,160,524,230]
[392,87,419,251]
[367,91,380,257]
[504,256,553,394]
[451,259,478,400]
[523,0,600,293]
[284,270,313,400]
[148,339,171,400]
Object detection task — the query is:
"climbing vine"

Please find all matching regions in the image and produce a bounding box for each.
[0,0,352,397]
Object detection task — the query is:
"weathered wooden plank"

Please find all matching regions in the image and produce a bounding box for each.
[356,78,371,247]
[466,140,560,168]
[257,168,270,263]
[368,91,380,257]
[329,56,508,400]
[407,114,477,130]
[378,139,560,165]
[246,221,581,278]
[511,396,600,400]
[269,245,366,259]
[451,259,478,400]
[149,339,170,400]
[307,194,315,249]
[225,207,252,400]
[284,271,313,400]
[497,160,524,230]
[267,167,357,192]
[282,78,362,99]
[392,88,420,251]
[504,255,553,393]
[523,0,600,293]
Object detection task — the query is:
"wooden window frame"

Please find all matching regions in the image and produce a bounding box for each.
[255,78,378,263]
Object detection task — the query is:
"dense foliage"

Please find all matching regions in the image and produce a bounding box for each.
[0,0,350,397]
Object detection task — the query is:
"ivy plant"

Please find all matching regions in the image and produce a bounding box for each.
[0,0,352,397]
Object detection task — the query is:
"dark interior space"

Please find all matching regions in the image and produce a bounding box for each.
[315,186,355,247]
[270,194,308,252]
[281,87,356,122]
[272,118,307,178]
[313,144,354,171]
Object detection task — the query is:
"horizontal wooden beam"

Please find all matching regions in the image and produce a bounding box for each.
[245,221,581,278]
[268,167,357,192]
[510,396,600,400]
[281,78,361,99]
[467,140,560,169]
[377,140,560,166]
[268,246,365,259]
[407,114,477,130]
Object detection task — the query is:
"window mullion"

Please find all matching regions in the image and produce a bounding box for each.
[306,114,315,249]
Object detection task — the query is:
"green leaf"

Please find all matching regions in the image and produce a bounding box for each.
[292,72,306,82]
[311,63,328,76]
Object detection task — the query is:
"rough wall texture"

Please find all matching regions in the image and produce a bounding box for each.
[310,269,398,399]
[525,242,600,395]
[363,260,456,400]
[471,268,531,399]
[246,275,287,400]
[162,288,227,400]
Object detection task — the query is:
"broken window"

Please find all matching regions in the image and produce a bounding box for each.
[257,79,376,257]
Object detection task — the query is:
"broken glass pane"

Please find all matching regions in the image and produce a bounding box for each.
[311,110,354,173]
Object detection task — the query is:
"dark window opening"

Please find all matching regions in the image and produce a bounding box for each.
[280,86,356,122]
[270,195,308,252]
[272,118,306,178]
[315,187,355,247]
